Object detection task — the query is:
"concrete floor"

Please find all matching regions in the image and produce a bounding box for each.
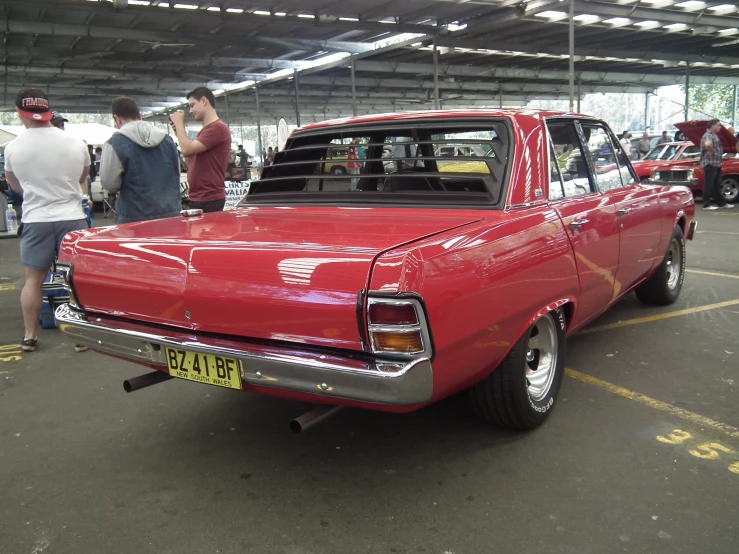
[1,209,738,554]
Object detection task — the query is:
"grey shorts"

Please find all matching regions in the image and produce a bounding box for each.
[20,219,88,271]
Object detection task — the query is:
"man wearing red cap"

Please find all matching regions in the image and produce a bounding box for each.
[3,89,91,352]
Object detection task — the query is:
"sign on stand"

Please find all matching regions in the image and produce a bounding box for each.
[224,181,251,210]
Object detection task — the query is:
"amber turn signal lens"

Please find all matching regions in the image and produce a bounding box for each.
[368,303,418,325]
[371,331,424,353]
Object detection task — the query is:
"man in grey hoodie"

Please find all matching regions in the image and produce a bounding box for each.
[100,97,182,224]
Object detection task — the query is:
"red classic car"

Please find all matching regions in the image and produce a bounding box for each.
[54,110,696,432]
[631,141,698,182]
[650,120,739,203]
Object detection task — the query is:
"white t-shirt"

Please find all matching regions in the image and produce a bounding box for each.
[620,137,632,155]
[4,127,89,223]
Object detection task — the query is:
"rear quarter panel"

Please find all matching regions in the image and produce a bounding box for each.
[369,207,579,403]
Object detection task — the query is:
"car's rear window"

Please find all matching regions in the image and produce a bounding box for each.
[244,119,511,207]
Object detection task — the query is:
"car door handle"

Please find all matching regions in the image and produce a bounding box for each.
[618,208,631,216]
[570,219,590,231]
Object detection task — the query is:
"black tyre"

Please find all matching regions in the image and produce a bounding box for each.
[635,225,685,306]
[469,308,566,430]
[722,176,739,203]
[330,166,347,175]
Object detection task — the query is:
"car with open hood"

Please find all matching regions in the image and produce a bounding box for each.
[53,110,696,433]
[632,141,698,182]
[650,120,739,203]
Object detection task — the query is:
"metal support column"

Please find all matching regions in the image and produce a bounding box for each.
[568,0,575,112]
[577,79,581,113]
[499,86,503,108]
[294,69,301,127]
[255,86,263,168]
[733,85,737,127]
[432,38,440,110]
[644,92,649,130]
[684,63,690,121]
[351,56,357,117]
[224,93,230,124]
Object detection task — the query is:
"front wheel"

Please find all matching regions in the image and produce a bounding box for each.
[469,308,566,430]
[722,176,739,203]
[635,225,685,305]
[330,166,347,175]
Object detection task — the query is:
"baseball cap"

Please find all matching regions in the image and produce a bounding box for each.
[15,88,53,121]
[51,111,69,127]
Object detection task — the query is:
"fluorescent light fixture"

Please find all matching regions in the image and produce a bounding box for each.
[718,27,739,33]
[635,20,661,27]
[339,17,359,22]
[157,2,169,7]
[173,3,197,8]
[664,22,688,29]
[446,22,468,31]
[129,0,150,5]
[675,0,705,7]
[275,12,286,16]
[603,17,631,25]
[297,14,315,18]
[708,4,737,11]
[534,10,567,19]
[226,8,244,13]
[574,14,599,22]
[253,10,271,15]
[207,6,219,11]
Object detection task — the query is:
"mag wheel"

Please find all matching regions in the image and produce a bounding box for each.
[469,309,566,430]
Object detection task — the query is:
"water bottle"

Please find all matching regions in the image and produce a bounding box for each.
[5,205,18,234]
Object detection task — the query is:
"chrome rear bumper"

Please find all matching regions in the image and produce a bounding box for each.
[54,304,433,406]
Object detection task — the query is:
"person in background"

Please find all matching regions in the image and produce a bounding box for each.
[701,118,733,211]
[100,96,182,224]
[169,86,231,213]
[94,146,103,162]
[658,131,671,145]
[619,131,632,159]
[3,88,89,352]
[266,146,274,165]
[50,112,68,130]
[347,137,365,191]
[637,131,651,159]
[236,144,248,167]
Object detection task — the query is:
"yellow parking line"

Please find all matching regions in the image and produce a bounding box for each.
[696,231,739,236]
[566,369,739,440]
[579,298,739,335]
[0,283,16,291]
[686,269,739,280]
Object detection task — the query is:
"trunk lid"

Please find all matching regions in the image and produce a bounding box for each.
[675,120,738,154]
[66,207,480,350]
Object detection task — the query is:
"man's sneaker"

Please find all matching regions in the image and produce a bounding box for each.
[720,204,735,209]
[74,344,89,353]
[703,205,719,211]
[21,338,38,352]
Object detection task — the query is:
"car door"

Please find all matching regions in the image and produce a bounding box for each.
[546,119,620,328]
[580,122,663,296]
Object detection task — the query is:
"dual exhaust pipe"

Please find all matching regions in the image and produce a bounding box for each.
[123,370,343,433]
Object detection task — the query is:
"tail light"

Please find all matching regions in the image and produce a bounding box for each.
[55,262,82,310]
[366,296,432,358]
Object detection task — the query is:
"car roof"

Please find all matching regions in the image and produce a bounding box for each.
[297,109,597,132]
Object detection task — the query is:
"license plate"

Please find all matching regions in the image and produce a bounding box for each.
[165,348,242,390]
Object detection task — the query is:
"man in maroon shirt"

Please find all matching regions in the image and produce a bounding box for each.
[169,86,232,212]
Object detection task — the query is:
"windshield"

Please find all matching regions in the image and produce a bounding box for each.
[245,120,511,207]
[644,144,680,161]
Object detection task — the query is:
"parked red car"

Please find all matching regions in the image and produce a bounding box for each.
[631,141,698,182]
[650,121,739,203]
[54,110,695,432]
